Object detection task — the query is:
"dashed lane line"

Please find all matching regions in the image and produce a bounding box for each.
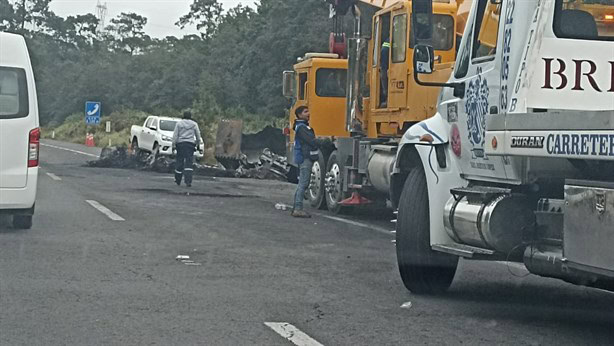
[41,143,99,158]
[45,172,62,181]
[264,322,324,346]
[85,200,125,221]
[319,214,392,236]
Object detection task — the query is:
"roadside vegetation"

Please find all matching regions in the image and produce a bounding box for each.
[1,0,332,148]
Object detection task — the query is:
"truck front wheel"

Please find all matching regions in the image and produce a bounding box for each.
[396,165,458,294]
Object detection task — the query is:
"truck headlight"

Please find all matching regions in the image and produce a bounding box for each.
[162,135,172,141]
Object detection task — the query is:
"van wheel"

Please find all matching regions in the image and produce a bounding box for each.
[307,152,326,209]
[325,151,348,214]
[396,165,458,294]
[13,215,33,230]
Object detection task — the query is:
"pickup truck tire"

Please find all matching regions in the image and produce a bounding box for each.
[131,137,140,153]
[325,151,348,214]
[308,152,326,209]
[13,215,33,230]
[396,165,458,294]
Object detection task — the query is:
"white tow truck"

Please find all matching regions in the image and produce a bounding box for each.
[130,116,204,159]
[393,0,614,293]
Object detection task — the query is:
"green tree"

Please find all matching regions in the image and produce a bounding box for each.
[0,0,18,31]
[176,0,223,39]
[106,12,150,54]
[13,0,53,32]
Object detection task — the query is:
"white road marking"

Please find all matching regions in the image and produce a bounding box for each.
[86,200,125,221]
[264,322,324,346]
[41,143,99,158]
[319,214,391,235]
[45,172,62,181]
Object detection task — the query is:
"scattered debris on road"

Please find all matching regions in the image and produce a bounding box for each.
[275,203,292,211]
[176,255,202,266]
[86,144,291,181]
[400,301,413,309]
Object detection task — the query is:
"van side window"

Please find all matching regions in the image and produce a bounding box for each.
[298,72,307,100]
[471,1,501,62]
[392,14,407,63]
[0,67,29,119]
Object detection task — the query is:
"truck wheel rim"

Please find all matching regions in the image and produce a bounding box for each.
[309,161,322,200]
[326,163,342,206]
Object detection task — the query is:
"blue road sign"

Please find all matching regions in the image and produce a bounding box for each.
[85,101,101,125]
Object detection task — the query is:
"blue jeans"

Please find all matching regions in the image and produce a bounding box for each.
[293,159,313,211]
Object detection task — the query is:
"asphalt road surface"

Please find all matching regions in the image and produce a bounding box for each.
[1,140,613,345]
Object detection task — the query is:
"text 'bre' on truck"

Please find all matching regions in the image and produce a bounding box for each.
[393,0,614,294]
[283,0,472,214]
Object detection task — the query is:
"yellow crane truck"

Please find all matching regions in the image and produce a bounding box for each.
[283,0,467,213]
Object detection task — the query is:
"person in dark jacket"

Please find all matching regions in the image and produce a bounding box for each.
[291,106,324,218]
[380,39,390,107]
[172,111,202,187]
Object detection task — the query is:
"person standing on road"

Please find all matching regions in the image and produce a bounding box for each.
[172,111,202,187]
[292,106,325,218]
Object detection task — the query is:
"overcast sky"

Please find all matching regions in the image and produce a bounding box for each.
[50,0,257,38]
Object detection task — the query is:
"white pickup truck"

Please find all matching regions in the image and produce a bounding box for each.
[130,116,204,159]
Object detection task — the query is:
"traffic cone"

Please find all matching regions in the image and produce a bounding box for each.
[85,133,95,147]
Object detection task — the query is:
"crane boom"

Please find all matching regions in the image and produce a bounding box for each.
[325,0,405,15]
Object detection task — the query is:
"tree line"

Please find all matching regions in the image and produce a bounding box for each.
[0,0,335,126]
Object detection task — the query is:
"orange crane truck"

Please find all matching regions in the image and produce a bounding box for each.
[283,0,467,213]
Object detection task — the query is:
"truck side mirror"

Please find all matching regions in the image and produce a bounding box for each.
[411,0,433,44]
[282,71,295,99]
[413,44,434,74]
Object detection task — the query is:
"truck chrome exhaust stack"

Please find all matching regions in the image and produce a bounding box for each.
[443,194,535,253]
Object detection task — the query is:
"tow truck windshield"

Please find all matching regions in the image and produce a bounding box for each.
[557,0,614,39]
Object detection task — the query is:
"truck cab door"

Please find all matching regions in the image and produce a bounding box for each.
[445,0,508,181]
[142,117,154,151]
[388,8,409,109]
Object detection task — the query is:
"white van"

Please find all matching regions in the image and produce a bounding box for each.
[0,32,40,229]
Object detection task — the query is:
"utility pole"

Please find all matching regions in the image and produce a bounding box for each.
[95,0,108,33]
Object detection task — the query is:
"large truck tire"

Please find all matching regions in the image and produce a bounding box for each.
[325,151,348,214]
[396,165,458,294]
[308,152,327,209]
